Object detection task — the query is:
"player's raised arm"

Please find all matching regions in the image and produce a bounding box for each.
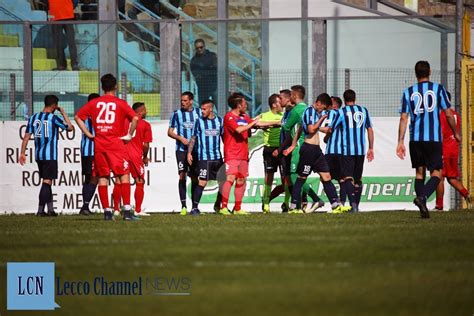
[58,107,74,132]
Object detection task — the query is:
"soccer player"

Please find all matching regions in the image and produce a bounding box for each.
[19,95,74,216]
[329,89,374,212]
[167,91,201,215]
[79,93,99,216]
[434,92,471,210]
[278,85,323,212]
[289,93,347,214]
[321,96,346,205]
[126,102,153,216]
[187,100,224,215]
[260,94,283,213]
[397,60,459,218]
[75,74,139,221]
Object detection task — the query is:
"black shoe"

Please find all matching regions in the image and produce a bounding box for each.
[414,197,430,219]
[350,202,359,213]
[123,210,141,221]
[79,208,92,216]
[36,211,48,217]
[104,210,113,221]
[47,210,58,217]
[190,208,201,216]
[281,203,288,213]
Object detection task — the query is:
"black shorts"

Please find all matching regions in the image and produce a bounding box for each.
[36,160,58,180]
[279,152,292,177]
[176,151,198,177]
[81,156,94,176]
[297,143,330,177]
[325,154,341,180]
[409,141,443,171]
[340,155,365,181]
[263,146,280,174]
[198,159,225,181]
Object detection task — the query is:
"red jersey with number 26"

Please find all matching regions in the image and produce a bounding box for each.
[77,94,136,153]
[223,111,252,161]
[440,109,460,158]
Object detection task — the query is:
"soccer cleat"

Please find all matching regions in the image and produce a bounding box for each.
[123,210,141,221]
[134,211,150,217]
[465,196,472,210]
[47,210,58,217]
[104,210,114,221]
[307,200,325,213]
[79,208,93,216]
[36,211,48,217]
[233,209,250,215]
[262,204,270,214]
[281,203,289,213]
[350,203,359,213]
[190,208,201,216]
[331,205,350,214]
[288,209,304,214]
[341,205,352,213]
[413,197,430,219]
[113,210,121,217]
[180,207,187,216]
[219,207,232,216]
[431,206,443,212]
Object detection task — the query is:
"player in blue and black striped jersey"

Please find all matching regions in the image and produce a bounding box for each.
[167,91,202,215]
[329,89,374,212]
[186,99,225,215]
[19,95,74,216]
[79,93,100,216]
[397,60,460,218]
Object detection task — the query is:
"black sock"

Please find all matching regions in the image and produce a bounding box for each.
[269,184,285,202]
[302,192,308,203]
[307,188,321,202]
[422,176,440,199]
[214,190,222,208]
[46,184,54,213]
[179,179,187,208]
[415,179,424,198]
[191,181,198,204]
[354,182,362,205]
[192,185,205,209]
[38,183,50,213]
[343,180,356,204]
[322,180,339,205]
[291,178,305,208]
[82,183,97,210]
[339,181,347,205]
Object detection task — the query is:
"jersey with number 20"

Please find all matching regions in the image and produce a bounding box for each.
[77,94,136,153]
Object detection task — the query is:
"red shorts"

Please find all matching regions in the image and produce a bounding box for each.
[94,151,129,177]
[442,156,460,178]
[225,159,249,178]
[128,158,145,179]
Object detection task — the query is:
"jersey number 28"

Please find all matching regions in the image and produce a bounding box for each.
[96,102,116,124]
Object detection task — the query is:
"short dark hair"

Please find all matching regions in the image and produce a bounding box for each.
[415,61,430,79]
[343,89,356,103]
[132,102,145,111]
[268,94,280,108]
[200,99,214,106]
[44,95,59,107]
[331,96,342,108]
[181,91,194,100]
[228,92,245,109]
[279,89,291,98]
[291,85,305,99]
[101,74,117,92]
[316,93,331,106]
[88,93,100,102]
[194,39,205,46]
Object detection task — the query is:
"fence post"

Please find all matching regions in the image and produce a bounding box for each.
[160,21,181,119]
[10,73,16,120]
[23,22,33,117]
[121,72,127,101]
[344,68,351,90]
[229,72,237,93]
[312,19,327,98]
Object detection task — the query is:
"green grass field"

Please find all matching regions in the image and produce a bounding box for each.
[1,211,473,316]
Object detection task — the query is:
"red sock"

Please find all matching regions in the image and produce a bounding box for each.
[135,182,145,212]
[98,185,109,209]
[234,181,246,211]
[112,183,122,211]
[221,180,233,208]
[435,196,443,209]
[460,188,469,199]
[121,182,131,206]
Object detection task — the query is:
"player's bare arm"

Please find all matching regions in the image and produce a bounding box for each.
[142,142,150,166]
[283,125,302,156]
[167,127,189,146]
[367,127,374,162]
[444,108,461,142]
[306,114,328,135]
[396,113,408,160]
[19,132,31,165]
[235,118,259,134]
[74,115,94,139]
[187,135,196,165]
[58,107,74,132]
[121,116,139,142]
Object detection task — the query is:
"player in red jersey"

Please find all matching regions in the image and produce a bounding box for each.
[434,93,471,210]
[75,74,139,220]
